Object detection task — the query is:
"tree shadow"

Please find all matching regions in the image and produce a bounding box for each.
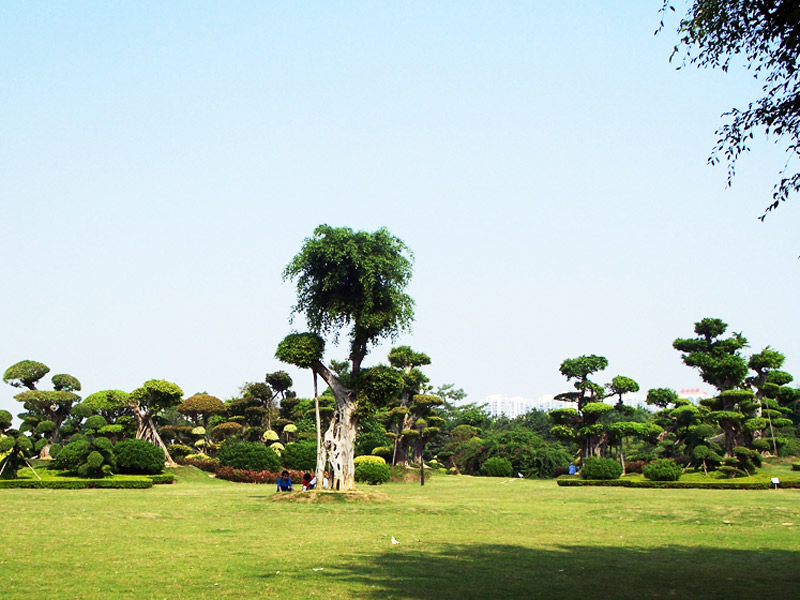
[329,543,798,600]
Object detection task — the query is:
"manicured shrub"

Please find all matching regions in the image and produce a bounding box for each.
[53,436,115,478]
[355,461,391,485]
[218,440,280,472]
[167,444,194,459]
[643,458,682,482]
[581,457,623,480]
[791,462,800,472]
[281,441,317,471]
[480,456,514,478]
[113,439,165,474]
[353,455,386,465]
[371,446,393,461]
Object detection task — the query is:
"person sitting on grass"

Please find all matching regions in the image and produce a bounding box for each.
[276,470,293,492]
[302,472,316,490]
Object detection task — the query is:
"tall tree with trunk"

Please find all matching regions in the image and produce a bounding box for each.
[385,345,431,466]
[277,225,415,491]
[4,360,81,459]
[127,379,184,466]
[673,317,750,456]
[746,347,800,454]
[550,354,611,460]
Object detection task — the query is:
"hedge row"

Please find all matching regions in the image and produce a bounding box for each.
[0,474,174,490]
[176,457,305,485]
[557,478,800,490]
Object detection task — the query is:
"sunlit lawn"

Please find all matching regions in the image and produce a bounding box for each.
[1,466,799,599]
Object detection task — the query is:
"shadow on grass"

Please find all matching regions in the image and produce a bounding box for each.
[329,543,799,600]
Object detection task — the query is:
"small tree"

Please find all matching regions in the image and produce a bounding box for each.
[178,394,226,446]
[127,380,184,466]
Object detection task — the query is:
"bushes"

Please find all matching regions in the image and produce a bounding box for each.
[167,444,194,459]
[281,441,317,471]
[581,457,623,480]
[52,434,115,478]
[353,455,386,465]
[792,462,800,472]
[355,461,391,485]
[480,456,513,478]
[218,440,281,472]
[643,459,682,482]
[114,439,165,474]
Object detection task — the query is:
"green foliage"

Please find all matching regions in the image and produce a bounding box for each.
[354,461,391,485]
[673,318,748,392]
[665,0,800,217]
[3,360,50,389]
[646,388,678,408]
[129,380,183,412]
[82,390,131,418]
[113,439,165,474]
[282,225,415,358]
[211,421,244,440]
[53,435,115,478]
[218,440,281,472]
[167,443,194,459]
[480,456,514,478]
[275,333,326,368]
[281,441,317,471]
[51,374,81,392]
[353,454,386,465]
[371,446,392,461]
[643,459,682,482]
[581,457,623,480]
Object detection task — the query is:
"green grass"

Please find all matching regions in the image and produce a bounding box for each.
[1,467,799,599]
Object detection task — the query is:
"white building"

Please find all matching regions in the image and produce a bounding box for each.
[485,394,535,419]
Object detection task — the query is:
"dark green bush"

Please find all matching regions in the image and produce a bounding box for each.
[792,462,800,472]
[113,439,165,474]
[480,456,514,477]
[218,440,281,472]
[643,458,682,482]
[354,461,391,485]
[281,441,317,471]
[167,444,194,459]
[581,457,623,480]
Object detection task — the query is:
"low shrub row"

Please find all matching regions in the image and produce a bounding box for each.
[0,475,172,489]
[176,457,306,485]
[557,478,800,490]
[792,462,800,472]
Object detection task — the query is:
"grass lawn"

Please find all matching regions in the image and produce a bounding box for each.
[1,467,799,599]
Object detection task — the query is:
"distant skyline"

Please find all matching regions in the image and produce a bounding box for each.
[2,3,798,422]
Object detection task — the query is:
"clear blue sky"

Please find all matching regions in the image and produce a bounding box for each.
[2,2,798,420]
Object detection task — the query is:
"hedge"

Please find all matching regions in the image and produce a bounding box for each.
[557,478,800,490]
[0,473,174,489]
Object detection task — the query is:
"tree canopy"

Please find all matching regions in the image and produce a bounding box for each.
[663,0,800,218]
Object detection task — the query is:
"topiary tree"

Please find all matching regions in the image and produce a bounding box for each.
[4,361,82,459]
[51,433,115,478]
[277,225,414,492]
[354,461,391,485]
[0,410,34,479]
[480,456,514,478]
[177,394,226,446]
[643,458,682,482]
[127,380,184,466]
[580,456,623,480]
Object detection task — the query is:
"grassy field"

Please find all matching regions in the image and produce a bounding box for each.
[1,467,799,600]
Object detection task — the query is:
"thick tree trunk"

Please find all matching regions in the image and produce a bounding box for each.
[131,406,176,466]
[313,372,326,488]
[312,361,357,492]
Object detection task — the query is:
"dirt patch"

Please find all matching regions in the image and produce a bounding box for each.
[270,489,390,503]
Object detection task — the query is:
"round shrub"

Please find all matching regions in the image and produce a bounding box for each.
[167,443,193,459]
[643,458,682,481]
[480,456,514,478]
[353,455,386,465]
[218,440,281,472]
[354,461,391,485]
[113,439,165,474]
[371,446,393,461]
[281,441,317,471]
[581,457,623,480]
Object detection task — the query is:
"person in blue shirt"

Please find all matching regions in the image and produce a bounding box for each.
[568,463,577,475]
[276,470,293,492]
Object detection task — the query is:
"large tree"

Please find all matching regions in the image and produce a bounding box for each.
[277,225,414,491]
[673,318,751,456]
[663,0,800,218]
[550,354,612,460]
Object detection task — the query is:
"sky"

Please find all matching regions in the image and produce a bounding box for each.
[2,2,799,423]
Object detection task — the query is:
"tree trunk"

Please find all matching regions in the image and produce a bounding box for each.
[619,438,626,476]
[312,361,357,492]
[131,406,176,467]
[313,372,326,488]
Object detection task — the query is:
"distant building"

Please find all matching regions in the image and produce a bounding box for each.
[678,387,712,405]
[485,394,535,419]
